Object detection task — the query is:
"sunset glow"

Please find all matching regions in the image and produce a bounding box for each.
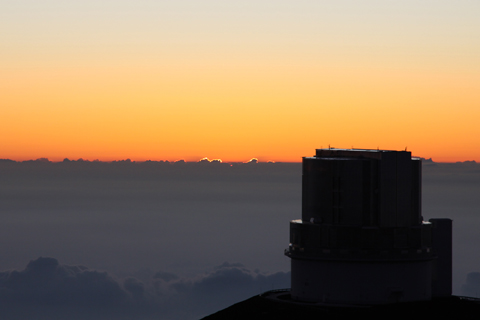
[2,1,479,163]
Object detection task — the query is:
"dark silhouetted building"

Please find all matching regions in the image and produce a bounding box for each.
[285,148,452,305]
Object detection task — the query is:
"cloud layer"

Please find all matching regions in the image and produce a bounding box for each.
[1,160,480,318]
[0,257,290,320]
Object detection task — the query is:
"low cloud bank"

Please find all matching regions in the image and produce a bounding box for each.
[0,257,290,320]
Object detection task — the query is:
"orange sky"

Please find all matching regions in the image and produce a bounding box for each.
[2,1,479,163]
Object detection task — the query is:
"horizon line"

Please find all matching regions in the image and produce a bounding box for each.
[0,157,478,165]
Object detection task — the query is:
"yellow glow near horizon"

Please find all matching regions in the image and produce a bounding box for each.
[1,1,479,163]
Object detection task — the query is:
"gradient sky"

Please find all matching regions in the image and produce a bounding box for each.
[2,1,479,162]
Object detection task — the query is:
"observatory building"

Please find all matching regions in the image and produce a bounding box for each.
[285,148,452,305]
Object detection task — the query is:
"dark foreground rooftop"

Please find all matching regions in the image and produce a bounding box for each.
[201,290,480,320]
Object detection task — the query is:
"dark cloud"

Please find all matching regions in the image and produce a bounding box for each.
[0,257,127,307]
[0,257,289,320]
[153,261,290,319]
[153,271,179,282]
[123,277,145,300]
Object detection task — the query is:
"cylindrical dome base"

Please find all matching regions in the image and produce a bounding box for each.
[291,258,433,305]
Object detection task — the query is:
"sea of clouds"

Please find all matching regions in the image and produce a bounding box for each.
[0,159,479,319]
